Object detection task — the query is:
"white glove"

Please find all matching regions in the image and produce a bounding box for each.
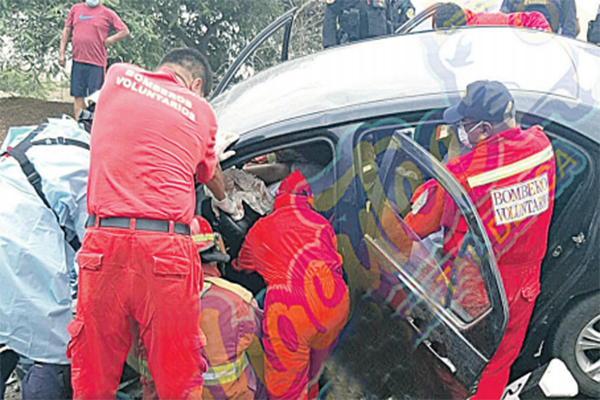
[212,195,245,221]
[215,129,240,162]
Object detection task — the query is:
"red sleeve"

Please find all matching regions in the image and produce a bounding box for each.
[195,102,218,183]
[108,9,128,32]
[523,11,552,32]
[404,179,445,238]
[65,6,75,28]
[380,201,413,258]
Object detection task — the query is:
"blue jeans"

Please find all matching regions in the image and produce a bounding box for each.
[20,361,72,400]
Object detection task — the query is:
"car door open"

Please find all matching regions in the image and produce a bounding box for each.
[322,122,509,399]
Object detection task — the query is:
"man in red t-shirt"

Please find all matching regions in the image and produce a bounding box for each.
[68,48,240,399]
[59,0,129,120]
[434,2,551,32]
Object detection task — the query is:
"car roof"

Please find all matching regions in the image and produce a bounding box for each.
[211,26,600,139]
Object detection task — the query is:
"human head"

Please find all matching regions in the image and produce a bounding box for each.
[190,216,226,278]
[434,2,467,30]
[158,48,213,97]
[443,80,517,147]
[277,170,313,198]
[84,0,101,7]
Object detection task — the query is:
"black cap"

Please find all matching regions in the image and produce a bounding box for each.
[443,80,516,124]
[436,3,467,29]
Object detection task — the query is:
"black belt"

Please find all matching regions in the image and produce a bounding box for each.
[86,216,190,235]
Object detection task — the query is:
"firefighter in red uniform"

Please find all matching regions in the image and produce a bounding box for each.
[405,80,556,399]
[434,2,552,32]
[68,48,241,399]
[235,170,350,400]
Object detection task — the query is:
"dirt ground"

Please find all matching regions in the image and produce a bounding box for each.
[0,97,73,144]
[4,372,20,400]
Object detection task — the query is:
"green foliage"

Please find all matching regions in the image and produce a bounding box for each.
[0,0,325,99]
[287,0,325,59]
[217,0,325,87]
[0,1,68,97]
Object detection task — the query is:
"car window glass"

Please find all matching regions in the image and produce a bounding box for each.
[356,122,490,326]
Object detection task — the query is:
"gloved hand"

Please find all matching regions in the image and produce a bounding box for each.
[212,195,245,221]
[215,129,240,162]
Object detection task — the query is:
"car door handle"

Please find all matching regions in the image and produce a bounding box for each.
[423,339,457,375]
[406,316,457,375]
[406,315,421,332]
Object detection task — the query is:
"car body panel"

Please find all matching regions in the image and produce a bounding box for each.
[211,25,600,397]
[510,118,600,377]
[213,27,599,141]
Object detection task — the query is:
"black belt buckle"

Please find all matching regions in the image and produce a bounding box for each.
[85,215,96,227]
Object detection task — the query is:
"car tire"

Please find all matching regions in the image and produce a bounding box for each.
[549,292,600,397]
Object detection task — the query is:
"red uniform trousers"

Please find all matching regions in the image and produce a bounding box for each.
[68,226,206,399]
[236,171,350,399]
[471,264,541,399]
[262,276,349,400]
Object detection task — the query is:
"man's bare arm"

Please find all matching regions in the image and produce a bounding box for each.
[205,164,226,201]
[244,163,291,185]
[104,27,130,48]
[59,26,72,67]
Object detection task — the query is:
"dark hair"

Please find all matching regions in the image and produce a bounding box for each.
[159,48,213,95]
[436,2,467,29]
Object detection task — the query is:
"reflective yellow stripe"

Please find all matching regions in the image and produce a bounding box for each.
[467,145,553,188]
[203,353,249,386]
[204,277,254,305]
[192,233,214,243]
[127,350,249,384]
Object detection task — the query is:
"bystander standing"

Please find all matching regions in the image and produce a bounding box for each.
[59,0,129,119]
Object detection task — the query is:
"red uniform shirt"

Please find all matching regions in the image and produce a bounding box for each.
[87,63,218,225]
[407,125,556,271]
[235,192,344,285]
[234,172,349,399]
[65,3,127,67]
[465,10,552,32]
